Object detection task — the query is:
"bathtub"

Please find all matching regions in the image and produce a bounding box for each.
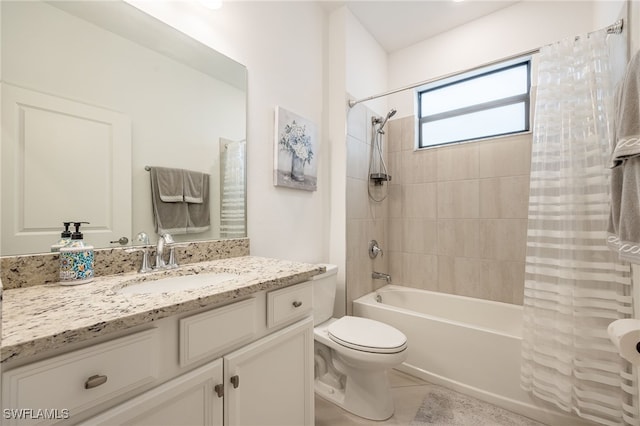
[353,285,591,426]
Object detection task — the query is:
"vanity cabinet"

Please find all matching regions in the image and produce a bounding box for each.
[85,318,314,426]
[2,281,314,426]
[80,359,224,426]
[224,317,313,426]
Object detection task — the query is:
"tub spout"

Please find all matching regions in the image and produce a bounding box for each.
[372,271,391,284]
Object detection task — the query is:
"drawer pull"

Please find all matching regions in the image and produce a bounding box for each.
[292,301,303,308]
[85,374,108,389]
[230,375,240,389]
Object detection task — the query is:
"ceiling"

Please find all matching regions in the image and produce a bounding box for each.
[323,1,520,52]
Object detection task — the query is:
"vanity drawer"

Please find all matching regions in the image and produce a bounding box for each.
[267,281,313,328]
[180,297,256,367]
[2,329,159,425]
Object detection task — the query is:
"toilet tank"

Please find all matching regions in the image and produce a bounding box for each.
[312,264,338,325]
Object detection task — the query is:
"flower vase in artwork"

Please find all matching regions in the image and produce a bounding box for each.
[279,119,313,184]
[291,155,305,181]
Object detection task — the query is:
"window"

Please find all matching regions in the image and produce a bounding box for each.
[417,58,531,148]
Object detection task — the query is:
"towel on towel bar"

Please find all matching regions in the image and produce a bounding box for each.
[607,49,640,262]
[187,173,210,233]
[155,167,184,203]
[149,166,211,235]
[150,167,188,234]
[184,170,205,204]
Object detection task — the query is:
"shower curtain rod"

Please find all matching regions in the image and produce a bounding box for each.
[347,19,624,108]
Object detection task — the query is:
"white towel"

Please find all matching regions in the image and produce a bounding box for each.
[607,49,640,262]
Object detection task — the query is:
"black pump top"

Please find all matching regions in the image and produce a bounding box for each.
[61,222,72,238]
[71,221,89,240]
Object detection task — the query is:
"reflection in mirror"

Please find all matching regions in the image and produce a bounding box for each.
[1,0,247,256]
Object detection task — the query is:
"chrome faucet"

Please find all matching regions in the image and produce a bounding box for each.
[125,232,153,273]
[155,233,175,269]
[372,271,391,284]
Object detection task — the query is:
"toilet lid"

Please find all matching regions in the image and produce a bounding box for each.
[327,316,407,354]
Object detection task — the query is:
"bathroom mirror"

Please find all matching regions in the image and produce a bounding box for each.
[1,0,247,256]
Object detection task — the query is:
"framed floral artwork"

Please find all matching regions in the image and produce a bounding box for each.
[274,106,318,191]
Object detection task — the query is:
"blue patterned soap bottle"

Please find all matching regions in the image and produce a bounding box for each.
[59,222,94,285]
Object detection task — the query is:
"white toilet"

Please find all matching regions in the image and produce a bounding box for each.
[312,265,408,421]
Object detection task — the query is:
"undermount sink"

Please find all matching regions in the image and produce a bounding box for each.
[116,272,239,295]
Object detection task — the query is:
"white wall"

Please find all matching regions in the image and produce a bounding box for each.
[345,9,388,117]
[130,1,329,264]
[388,1,617,118]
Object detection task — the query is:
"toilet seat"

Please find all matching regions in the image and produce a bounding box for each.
[327,316,407,354]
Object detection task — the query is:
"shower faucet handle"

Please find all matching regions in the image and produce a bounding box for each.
[369,240,383,259]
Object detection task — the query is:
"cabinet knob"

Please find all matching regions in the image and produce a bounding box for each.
[230,375,240,389]
[85,374,108,389]
[214,384,224,398]
[292,301,303,308]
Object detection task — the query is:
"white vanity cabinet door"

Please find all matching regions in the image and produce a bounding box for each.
[224,317,314,426]
[82,359,223,426]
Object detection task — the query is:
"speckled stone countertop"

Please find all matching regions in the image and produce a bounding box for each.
[1,256,324,364]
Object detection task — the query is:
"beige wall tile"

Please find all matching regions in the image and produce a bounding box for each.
[400,116,415,152]
[404,148,437,184]
[388,119,402,153]
[479,260,525,304]
[388,184,403,218]
[452,257,482,298]
[402,252,438,290]
[479,219,528,262]
[388,151,404,185]
[423,220,438,255]
[478,134,532,178]
[436,143,479,181]
[402,219,424,253]
[436,256,455,294]
[388,251,404,284]
[405,183,437,218]
[437,180,480,219]
[437,219,481,258]
[401,219,437,254]
[479,176,530,219]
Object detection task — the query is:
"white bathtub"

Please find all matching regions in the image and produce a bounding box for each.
[353,285,591,426]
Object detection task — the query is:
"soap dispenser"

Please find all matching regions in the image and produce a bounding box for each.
[59,222,94,285]
[51,222,72,252]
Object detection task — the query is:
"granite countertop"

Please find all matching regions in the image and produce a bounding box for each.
[1,256,324,364]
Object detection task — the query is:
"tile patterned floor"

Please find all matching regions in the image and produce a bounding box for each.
[314,370,546,426]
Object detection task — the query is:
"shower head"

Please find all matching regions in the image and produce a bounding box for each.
[377,108,397,133]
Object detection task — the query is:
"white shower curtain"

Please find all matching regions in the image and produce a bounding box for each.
[521,30,637,425]
[220,140,246,239]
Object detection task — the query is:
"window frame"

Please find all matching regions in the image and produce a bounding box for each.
[417,58,531,148]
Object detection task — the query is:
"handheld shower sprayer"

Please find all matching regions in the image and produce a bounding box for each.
[369,107,396,196]
[377,108,397,134]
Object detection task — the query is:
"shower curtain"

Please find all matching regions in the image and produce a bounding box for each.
[521,30,638,425]
[220,139,246,239]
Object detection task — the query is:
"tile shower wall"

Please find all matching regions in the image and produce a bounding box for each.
[385,116,531,305]
[345,102,390,314]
